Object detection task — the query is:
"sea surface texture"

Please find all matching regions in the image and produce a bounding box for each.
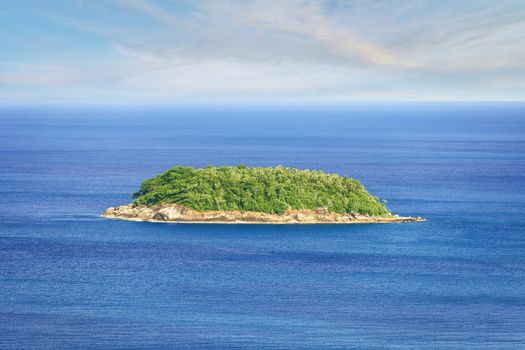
[1,103,524,349]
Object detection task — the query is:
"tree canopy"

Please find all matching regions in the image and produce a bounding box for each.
[132,165,390,216]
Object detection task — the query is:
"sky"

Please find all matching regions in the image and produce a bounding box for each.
[1,0,525,103]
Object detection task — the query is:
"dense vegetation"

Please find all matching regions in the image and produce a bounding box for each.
[133,166,391,216]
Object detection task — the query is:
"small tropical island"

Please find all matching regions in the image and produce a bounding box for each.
[103,165,425,224]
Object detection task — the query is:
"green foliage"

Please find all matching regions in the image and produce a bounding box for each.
[133,166,391,216]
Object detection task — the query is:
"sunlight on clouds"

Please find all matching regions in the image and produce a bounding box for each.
[0,0,524,102]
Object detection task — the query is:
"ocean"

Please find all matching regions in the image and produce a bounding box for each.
[1,103,525,349]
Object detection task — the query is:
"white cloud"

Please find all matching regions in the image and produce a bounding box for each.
[113,0,184,27]
[2,0,525,101]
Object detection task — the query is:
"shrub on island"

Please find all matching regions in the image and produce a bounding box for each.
[132,165,391,216]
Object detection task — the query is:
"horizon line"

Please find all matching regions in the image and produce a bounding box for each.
[1,100,525,107]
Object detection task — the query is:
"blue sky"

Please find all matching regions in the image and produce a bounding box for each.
[1,0,525,103]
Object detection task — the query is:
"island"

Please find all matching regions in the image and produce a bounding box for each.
[103,165,425,224]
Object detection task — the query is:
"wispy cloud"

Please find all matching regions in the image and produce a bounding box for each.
[1,0,525,102]
[235,1,416,66]
[0,63,75,86]
[113,0,185,27]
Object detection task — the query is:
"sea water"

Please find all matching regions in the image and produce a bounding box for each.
[1,103,525,349]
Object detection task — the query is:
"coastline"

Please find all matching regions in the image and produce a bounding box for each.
[103,204,425,225]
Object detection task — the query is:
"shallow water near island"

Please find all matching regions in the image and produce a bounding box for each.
[1,103,525,349]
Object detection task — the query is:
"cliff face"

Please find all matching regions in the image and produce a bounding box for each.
[103,204,424,224]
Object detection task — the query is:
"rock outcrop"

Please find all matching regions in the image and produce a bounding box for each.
[103,204,425,224]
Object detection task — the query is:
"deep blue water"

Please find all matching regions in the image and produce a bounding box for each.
[1,103,525,349]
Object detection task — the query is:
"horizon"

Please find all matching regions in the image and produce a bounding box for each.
[2,100,525,108]
[2,0,525,103]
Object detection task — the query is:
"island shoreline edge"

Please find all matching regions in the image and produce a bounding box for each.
[102,204,425,225]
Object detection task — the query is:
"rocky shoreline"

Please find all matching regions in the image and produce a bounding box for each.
[103,204,425,224]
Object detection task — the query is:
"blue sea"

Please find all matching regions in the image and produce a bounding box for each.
[1,103,525,349]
